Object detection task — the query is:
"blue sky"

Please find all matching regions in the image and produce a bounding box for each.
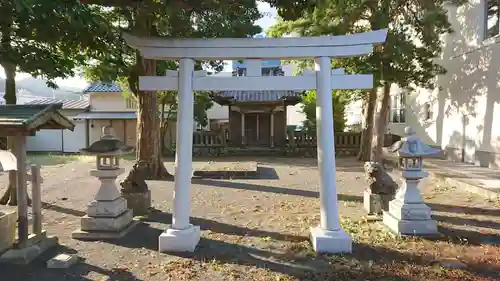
[0,2,278,89]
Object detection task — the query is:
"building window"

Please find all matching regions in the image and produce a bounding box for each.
[486,0,500,39]
[389,92,406,123]
[232,68,246,77]
[424,102,433,120]
[262,68,272,76]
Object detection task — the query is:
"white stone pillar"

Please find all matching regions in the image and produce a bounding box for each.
[241,112,245,145]
[309,56,352,253]
[270,111,275,147]
[159,58,200,252]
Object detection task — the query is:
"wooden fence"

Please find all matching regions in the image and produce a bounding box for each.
[170,130,401,157]
[189,130,391,157]
[286,131,362,156]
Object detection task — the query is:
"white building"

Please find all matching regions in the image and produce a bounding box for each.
[387,0,500,168]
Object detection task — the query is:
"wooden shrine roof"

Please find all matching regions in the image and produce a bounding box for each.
[0,103,75,136]
[212,90,304,106]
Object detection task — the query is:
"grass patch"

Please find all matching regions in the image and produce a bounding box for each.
[27,152,93,166]
[25,152,137,166]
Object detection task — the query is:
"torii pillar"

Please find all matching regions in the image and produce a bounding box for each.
[309,57,352,253]
[158,58,200,252]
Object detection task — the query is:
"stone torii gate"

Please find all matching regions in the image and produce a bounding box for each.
[124,29,388,254]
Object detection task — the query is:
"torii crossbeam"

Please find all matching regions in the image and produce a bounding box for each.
[124,29,388,254]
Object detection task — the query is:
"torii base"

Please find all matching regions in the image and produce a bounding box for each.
[309,226,352,254]
[159,224,200,253]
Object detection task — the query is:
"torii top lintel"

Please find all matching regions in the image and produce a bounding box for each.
[123,29,388,61]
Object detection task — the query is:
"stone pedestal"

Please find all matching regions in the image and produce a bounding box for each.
[0,231,58,264]
[73,168,137,240]
[310,226,352,253]
[383,181,438,236]
[122,190,151,216]
[0,209,17,254]
[363,190,393,215]
[159,224,201,252]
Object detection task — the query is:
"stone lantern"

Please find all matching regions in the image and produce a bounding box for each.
[382,126,441,236]
[72,126,137,239]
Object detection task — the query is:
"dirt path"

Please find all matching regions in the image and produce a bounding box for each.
[0,156,499,281]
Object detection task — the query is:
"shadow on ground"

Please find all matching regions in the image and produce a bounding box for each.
[107,210,499,280]
[192,166,279,180]
[0,244,143,281]
[192,178,363,202]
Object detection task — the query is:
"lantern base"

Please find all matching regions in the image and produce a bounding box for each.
[309,226,352,254]
[159,224,201,253]
[72,219,137,240]
[72,208,137,240]
[383,211,438,236]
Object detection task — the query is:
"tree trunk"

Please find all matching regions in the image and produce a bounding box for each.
[370,83,391,162]
[121,6,172,193]
[357,89,377,161]
[0,63,17,205]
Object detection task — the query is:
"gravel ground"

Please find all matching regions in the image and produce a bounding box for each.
[0,155,499,281]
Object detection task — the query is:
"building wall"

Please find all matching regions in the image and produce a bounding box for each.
[88,92,135,112]
[388,0,500,167]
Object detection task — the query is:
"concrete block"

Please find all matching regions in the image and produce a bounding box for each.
[309,226,352,254]
[159,224,201,252]
[80,209,133,232]
[72,220,137,240]
[47,254,78,268]
[0,209,17,254]
[122,190,151,216]
[0,235,58,265]
[383,210,438,236]
[87,197,127,217]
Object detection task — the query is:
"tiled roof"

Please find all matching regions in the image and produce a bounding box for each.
[217,90,303,102]
[83,82,122,93]
[26,99,89,110]
[74,111,176,120]
[74,112,137,120]
[0,104,75,131]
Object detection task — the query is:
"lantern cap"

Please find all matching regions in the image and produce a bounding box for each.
[390,126,441,158]
[80,126,134,156]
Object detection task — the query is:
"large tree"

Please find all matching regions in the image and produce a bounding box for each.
[0,0,112,204]
[269,0,462,161]
[79,1,264,199]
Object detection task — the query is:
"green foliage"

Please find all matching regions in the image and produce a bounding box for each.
[81,1,263,126]
[301,90,348,132]
[268,0,463,92]
[0,0,113,103]
[193,92,214,128]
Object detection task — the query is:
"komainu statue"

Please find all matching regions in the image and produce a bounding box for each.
[363,161,398,215]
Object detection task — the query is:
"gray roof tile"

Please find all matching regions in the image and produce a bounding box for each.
[84,82,122,93]
[26,99,89,110]
[217,90,303,102]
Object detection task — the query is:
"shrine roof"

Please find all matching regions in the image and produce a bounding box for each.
[212,90,303,105]
[84,82,122,93]
[0,104,75,135]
